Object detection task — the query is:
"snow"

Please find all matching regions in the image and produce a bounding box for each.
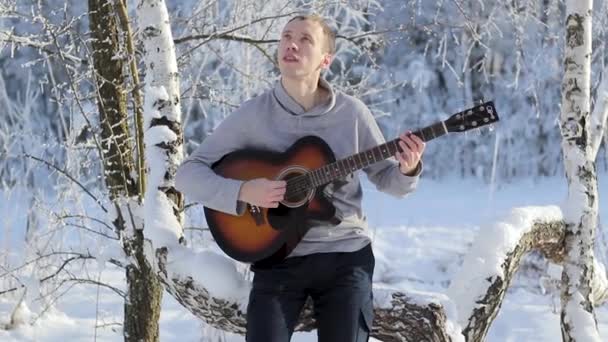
[164,247,250,306]
[447,205,563,328]
[3,0,608,340]
[565,292,602,342]
[2,173,608,341]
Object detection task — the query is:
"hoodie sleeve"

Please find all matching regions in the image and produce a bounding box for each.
[356,100,422,198]
[175,107,250,216]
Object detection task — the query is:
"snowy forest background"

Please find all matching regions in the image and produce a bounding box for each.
[1,0,607,341]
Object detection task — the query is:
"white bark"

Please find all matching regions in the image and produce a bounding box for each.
[137,0,184,246]
[559,1,601,341]
[590,74,608,159]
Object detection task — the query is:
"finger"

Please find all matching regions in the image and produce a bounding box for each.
[398,131,414,147]
[271,187,286,194]
[271,181,287,189]
[396,150,410,168]
[399,141,413,164]
[409,134,425,149]
[270,193,285,201]
[395,152,406,167]
[402,135,419,151]
[271,192,286,200]
[401,130,413,138]
[394,150,402,161]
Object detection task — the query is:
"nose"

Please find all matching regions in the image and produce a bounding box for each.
[287,41,298,51]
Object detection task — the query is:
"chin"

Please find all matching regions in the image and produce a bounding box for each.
[279,68,304,79]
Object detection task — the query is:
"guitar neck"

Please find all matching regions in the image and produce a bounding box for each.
[308,121,448,187]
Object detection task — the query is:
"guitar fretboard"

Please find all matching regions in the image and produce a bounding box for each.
[307,121,448,187]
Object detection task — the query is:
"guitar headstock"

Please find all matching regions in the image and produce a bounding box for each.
[444,101,499,133]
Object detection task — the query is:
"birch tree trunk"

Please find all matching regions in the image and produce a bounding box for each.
[88,1,162,341]
[559,1,601,341]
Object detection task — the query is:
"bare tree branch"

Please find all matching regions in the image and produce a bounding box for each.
[23,154,107,213]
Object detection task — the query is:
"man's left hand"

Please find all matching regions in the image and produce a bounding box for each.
[395,131,425,176]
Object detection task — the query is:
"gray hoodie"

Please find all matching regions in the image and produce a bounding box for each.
[175,78,421,257]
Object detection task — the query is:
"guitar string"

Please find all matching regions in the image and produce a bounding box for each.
[282,140,402,201]
[281,110,497,201]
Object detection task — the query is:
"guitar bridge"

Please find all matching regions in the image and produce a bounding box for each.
[249,205,266,226]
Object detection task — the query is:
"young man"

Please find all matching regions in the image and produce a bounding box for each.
[175,14,425,342]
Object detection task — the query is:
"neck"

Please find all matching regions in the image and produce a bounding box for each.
[281,75,326,111]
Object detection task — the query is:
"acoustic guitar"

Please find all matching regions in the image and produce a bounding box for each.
[204,101,499,264]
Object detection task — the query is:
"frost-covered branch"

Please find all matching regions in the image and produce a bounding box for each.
[0,252,124,296]
[449,205,608,342]
[448,206,564,342]
[155,246,462,342]
[174,26,415,46]
[23,154,107,213]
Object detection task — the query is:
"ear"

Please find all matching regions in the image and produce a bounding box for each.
[320,53,333,69]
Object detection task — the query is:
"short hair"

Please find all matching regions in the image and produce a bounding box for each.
[287,14,336,54]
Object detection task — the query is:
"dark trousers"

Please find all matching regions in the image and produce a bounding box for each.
[246,243,375,342]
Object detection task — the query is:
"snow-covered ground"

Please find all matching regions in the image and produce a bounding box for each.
[1,172,607,341]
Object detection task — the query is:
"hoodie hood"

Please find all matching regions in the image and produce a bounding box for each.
[272,77,336,117]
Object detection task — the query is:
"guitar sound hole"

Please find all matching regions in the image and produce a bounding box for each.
[283,172,309,203]
[277,167,313,208]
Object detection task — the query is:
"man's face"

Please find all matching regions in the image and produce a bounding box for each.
[277,19,332,80]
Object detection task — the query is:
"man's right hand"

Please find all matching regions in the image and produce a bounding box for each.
[238,178,287,208]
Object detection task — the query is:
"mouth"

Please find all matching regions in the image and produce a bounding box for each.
[282,55,299,63]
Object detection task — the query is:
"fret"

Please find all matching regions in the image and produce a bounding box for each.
[341,159,350,176]
[392,139,401,154]
[336,160,344,178]
[380,143,391,159]
[347,156,355,172]
[310,169,319,187]
[441,120,449,134]
[304,117,463,187]
[372,146,382,162]
[357,152,364,169]
[327,164,335,180]
[387,139,397,156]
[366,150,375,165]
[436,122,447,136]
[419,129,427,142]
[356,152,364,168]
